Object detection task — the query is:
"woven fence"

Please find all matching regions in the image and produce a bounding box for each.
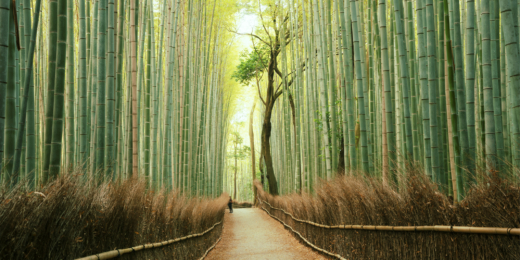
[0,176,228,260]
[76,221,223,260]
[255,173,520,260]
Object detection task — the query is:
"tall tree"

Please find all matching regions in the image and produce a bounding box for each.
[231,4,300,195]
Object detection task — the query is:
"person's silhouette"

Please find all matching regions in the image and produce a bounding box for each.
[228,197,233,213]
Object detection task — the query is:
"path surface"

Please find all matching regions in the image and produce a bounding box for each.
[205,208,326,260]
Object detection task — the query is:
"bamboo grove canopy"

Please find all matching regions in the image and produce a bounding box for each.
[1,0,520,201]
[234,0,520,200]
[0,0,244,196]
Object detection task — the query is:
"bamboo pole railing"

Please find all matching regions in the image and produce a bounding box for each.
[198,236,222,260]
[260,206,347,260]
[75,221,222,260]
[260,198,520,236]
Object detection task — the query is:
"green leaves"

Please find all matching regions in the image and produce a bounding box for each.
[231,46,269,86]
[228,130,250,160]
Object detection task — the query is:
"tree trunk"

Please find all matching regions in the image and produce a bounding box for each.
[249,100,257,205]
[260,103,279,195]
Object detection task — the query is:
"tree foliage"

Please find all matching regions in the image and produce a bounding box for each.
[231,45,269,86]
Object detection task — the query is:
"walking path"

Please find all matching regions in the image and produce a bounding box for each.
[205,208,326,260]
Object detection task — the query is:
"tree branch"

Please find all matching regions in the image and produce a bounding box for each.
[255,75,267,106]
[229,30,271,47]
[258,0,272,46]
[251,37,268,74]
[274,77,294,99]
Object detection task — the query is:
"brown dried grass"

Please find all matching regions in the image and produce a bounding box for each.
[0,174,228,259]
[256,169,520,259]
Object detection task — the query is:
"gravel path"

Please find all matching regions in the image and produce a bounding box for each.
[205,208,327,260]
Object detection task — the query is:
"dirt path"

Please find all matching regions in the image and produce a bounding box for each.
[205,208,326,260]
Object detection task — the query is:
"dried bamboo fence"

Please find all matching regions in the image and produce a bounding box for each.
[261,200,520,236]
[0,176,229,259]
[260,203,347,260]
[76,222,223,260]
[255,175,520,259]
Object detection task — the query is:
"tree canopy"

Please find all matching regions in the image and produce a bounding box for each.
[231,45,270,86]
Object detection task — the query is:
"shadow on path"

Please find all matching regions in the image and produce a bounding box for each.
[205,208,326,260]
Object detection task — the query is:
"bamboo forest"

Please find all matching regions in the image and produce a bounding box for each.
[0,0,519,259]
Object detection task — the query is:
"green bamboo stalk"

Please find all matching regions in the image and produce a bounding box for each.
[88,0,99,177]
[11,0,43,185]
[408,1,420,164]
[136,0,148,180]
[350,0,369,173]
[394,0,413,163]
[41,0,59,183]
[114,0,126,178]
[151,0,167,186]
[94,0,107,177]
[465,0,477,178]
[417,0,432,178]
[163,0,179,189]
[48,0,69,178]
[325,0,338,171]
[311,0,332,179]
[338,0,355,172]
[378,0,396,177]
[357,0,373,174]
[426,0,441,183]
[65,0,74,169]
[144,1,151,188]
[499,0,520,170]
[490,0,505,173]
[22,0,32,181]
[480,0,497,171]
[105,0,115,176]
[437,0,449,190]
[4,6,18,184]
[444,0,460,199]
[130,0,138,177]
[449,0,471,191]
[0,0,9,176]
[125,23,133,179]
[79,0,88,167]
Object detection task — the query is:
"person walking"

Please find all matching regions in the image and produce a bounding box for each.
[228,197,233,213]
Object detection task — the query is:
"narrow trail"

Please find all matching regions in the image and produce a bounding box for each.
[205,208,326,260]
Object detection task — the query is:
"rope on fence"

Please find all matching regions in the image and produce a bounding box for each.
[260,206,347,260]
[75,221,222,260]
[260,198,520,236]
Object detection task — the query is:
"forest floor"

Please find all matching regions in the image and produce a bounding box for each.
[205,208,327,260]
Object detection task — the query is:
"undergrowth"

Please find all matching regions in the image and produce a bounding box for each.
[0,174,227,259]
[256,168,520,259]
